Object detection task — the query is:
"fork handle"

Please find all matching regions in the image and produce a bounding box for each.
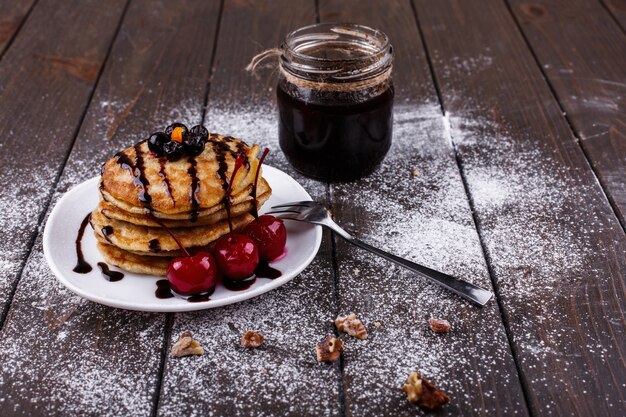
[338,235,493,307]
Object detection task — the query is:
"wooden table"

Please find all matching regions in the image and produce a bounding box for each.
[0,0,624,415]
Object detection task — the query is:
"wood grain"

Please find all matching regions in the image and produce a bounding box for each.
[319,1,529,416]
[0,0,128,316]
[602,0,626,30]
[508,0,626,229]
[414,0,626,415]
[0,0,222,415]
[156,1,344,416]
[0,0,36,55]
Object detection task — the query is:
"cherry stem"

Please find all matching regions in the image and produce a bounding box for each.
[226,153,245,234]
[149,215,191,257]
[252,148,270,221]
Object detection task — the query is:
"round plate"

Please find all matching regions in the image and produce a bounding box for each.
[43,166,322,312]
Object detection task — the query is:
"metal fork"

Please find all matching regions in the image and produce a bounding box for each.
[266,201,493,306]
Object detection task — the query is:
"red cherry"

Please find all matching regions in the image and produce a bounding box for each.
[243,215,287,261]
[167,251,219,296]
[213,233,259,280]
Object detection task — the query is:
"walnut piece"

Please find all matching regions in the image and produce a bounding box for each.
[402,371,450,409]
[171,331,204,357]
[335,313,368,339]
[316,336,343,362]
[241,331,264,348]
[428,318,451,333]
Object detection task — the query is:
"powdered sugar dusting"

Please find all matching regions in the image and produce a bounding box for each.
[1,91,622,416]
[331,103,524,415]
[0,163,58,305]
[0,216,166,416]
[447,109,624,412]
[160,256,340,417]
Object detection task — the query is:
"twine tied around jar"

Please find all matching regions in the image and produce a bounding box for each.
[245,47,393,93]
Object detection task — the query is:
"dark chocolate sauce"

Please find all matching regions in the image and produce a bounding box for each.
[155,279,175,299]
[73,213,93,274]
[187,292,213,303]
[187,157,200,222]
[234,140,250,169]
[158,158,174,205]
[277,84,394,181]
[97,262,124,282]
[101,226,114,243]
[254,260,282,279]
[149,239,161,253]
[211,141,230,194]
[155,279,213,302]
[223,275,257,291]
[115,144,152,207]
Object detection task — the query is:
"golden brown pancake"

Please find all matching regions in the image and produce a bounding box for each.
[97,242,171,276]
[100,135,259,215]
[94,133,272,277]
[91,209,254,254]
[100,178,271,226]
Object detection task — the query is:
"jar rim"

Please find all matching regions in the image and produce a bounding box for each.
[280,23,392,83]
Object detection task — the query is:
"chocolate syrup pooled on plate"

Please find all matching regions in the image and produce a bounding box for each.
[97,262,124,282]
[155,279,214,302]
[73,213,93,273]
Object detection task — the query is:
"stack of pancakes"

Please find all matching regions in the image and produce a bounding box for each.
[90,134,271,276]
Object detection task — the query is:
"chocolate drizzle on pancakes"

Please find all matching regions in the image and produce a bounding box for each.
[187,157,201,222]
[158,158,174,205]
[94,128,270,276]
[115,143,153,208]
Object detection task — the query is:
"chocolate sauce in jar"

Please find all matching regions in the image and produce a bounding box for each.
[278,85,393,181]
[276,23,394,181]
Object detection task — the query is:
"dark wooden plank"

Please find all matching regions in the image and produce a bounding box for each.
[0,0,128,313]
[156,1,343,416]
[508,0,626,229]
[0,0,222,415]
[414,0,626,415]
[602,0,626,30]
[319,1,529,416]
[0,0,36,55]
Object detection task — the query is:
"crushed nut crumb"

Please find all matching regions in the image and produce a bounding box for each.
[241,331,264,348]
[316,336,343,362]
[171,331,204,357]
[402,371,450,409]
[429,318,451,333]
[335,313,368,339]
[411,169,420,177]
[374,321,382,328]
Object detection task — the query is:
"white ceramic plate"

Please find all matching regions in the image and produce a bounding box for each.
[43,166,322,312]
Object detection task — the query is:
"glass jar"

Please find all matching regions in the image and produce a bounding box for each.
[277,23,394,181]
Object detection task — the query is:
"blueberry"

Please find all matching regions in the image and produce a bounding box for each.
[147,132,169,156]
[190,125,209,140]
[163,141,185,161]
[165,123,189,140]
[184,133,206,157]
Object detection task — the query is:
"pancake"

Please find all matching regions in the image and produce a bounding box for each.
[100,135,260,215]
[97,242,171,276]
[95,234,214,257]
[90,209,254,254]
[100,178,271,226]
